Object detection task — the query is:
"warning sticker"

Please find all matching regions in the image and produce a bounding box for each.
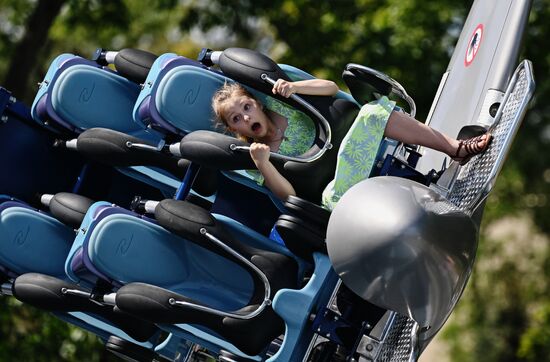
[465,24,483,67]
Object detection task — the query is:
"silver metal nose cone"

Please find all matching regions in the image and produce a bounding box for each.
[326,176,477,336]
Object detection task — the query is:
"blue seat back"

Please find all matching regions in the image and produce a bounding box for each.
[66,204,257,311]
[0,200,74,278]
[31,54,161,142]
[134,54,226,135]
[32,53,74,130]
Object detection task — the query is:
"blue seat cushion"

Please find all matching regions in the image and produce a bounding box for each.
[51,65,143,133]
[0,202,74,277]
[78,208,254,311]
[154,66,227,133]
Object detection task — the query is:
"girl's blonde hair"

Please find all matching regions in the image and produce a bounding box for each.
[212,82,260,142]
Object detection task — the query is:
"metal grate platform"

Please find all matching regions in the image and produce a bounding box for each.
[447,60,535,212]
[377,314,418,362]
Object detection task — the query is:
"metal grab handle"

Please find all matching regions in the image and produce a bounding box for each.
[125,140,184,158]
[346,63,416,117]
[168,228,272,320]
[229,73,333,163]
[61,287,113,307]
[125,139,166,152]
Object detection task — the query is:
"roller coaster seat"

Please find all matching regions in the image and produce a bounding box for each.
[0,195,78,278]
[133,51,358,138]
[50,191,324,357]
[89,199,337,356]
[1,193,163,346]
[133,53,216,136]
[168,48,360,204]
[18,132,331,356]
[58,123,348,357]
[31,49,161,142]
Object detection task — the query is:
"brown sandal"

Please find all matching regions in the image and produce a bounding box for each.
[452,133,493,165]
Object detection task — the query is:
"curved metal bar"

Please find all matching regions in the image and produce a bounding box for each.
[61,287,114,307]
[229,73,333,163]
[61,287,91,299]
[125,140,166,152]
[168,228,272,320]
[346,63,417,117]
[65,138,78,150]
[102,292,117,306]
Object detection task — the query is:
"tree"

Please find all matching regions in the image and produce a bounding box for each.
[0,0,549,360]
[179,0,471,120]
[2,0,66,101]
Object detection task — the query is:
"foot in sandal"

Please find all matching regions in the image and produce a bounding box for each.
[452,133,493,165]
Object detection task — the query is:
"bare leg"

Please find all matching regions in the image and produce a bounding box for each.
[383,111,489,158]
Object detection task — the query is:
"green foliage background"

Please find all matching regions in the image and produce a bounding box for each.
[0,0,548,361]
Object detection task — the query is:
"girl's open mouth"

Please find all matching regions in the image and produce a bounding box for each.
[251,122,261,133]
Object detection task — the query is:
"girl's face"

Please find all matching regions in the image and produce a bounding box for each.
[222,95,270,139]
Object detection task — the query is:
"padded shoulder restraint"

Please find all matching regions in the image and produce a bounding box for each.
[13,273,158,342]
[49,192,94,229]
[284,195,330,229]
[275,214,327,261]
[178,130,260,170]
[78,128,219,196]
[77,128,188,178]
[114,48,158,84]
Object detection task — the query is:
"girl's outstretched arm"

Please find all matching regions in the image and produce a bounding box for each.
[272,78,339,98]
[250,143,296,201]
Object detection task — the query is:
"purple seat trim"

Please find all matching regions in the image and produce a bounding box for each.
[79,206,151,288]
[0,200,33,214]
[145,56,208,136]
[43,57,123,133]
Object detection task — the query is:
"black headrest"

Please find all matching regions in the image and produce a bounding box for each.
[49,192,94,229]
[114,48,158,84]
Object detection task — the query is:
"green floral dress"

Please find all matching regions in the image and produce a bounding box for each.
[247,97,316,184]
[265,97,316,156]
[321,96,395,210]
